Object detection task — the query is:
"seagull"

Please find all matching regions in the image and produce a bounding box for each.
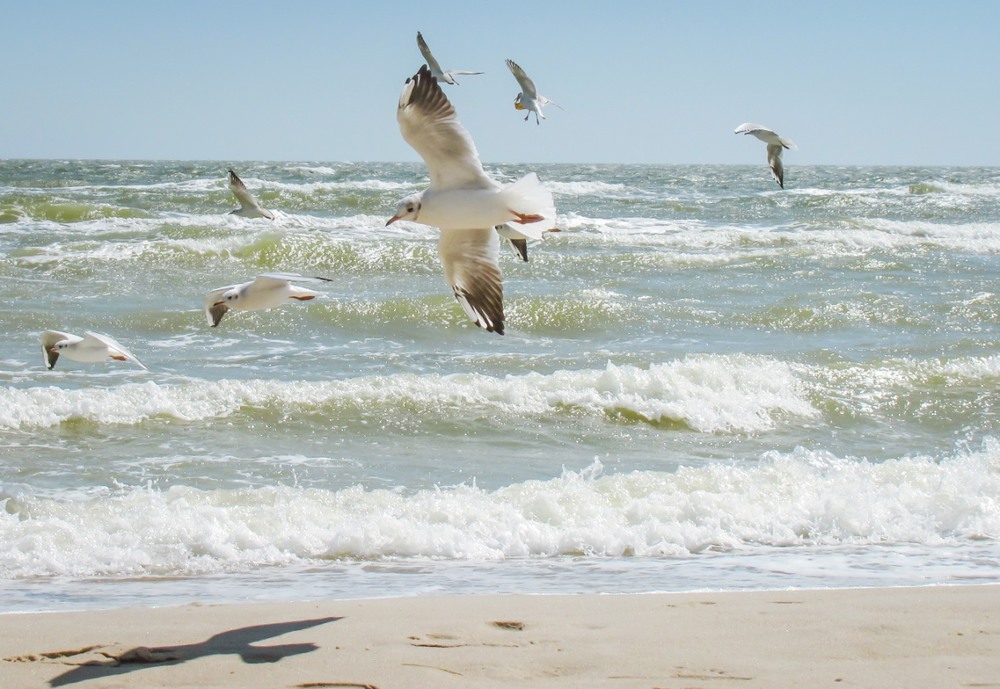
[228,168,275,219]
[734,123,797,188]
[505,59,561,124]
[416,31,483,85]
[203,272,332,327]
[41,330,147,370]
[386,65,556,335]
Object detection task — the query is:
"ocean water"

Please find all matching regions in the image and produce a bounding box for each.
[0,160,997,612]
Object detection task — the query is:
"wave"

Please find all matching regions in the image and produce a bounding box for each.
[553,214,1000,255]
[4,353,995,434]
[0,198,156,224]
[7,228,439,283]
[0,356,817,433]
[1,437,997,578]
[546,180,633,197]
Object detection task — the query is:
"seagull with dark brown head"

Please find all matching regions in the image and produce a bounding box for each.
[41,330,146,370]
[203,273,331,327]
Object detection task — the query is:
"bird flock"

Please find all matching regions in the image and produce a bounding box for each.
[40,30,795,369]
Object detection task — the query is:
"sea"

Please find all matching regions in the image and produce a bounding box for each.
[0,160,997,613]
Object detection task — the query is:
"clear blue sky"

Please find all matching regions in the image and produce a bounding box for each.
[2,1,998,165]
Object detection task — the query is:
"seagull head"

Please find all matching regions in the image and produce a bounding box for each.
[386,193,422,225]
[214,287,242,308]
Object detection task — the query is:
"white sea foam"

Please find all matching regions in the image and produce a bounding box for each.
[0,356,815,433]
[555,213,1000,256]
[264,179,420,193]
[4,355,994,434]
[545,180,632,196]
[1,438,997,578]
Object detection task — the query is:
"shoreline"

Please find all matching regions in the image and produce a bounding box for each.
[3,584,999,688]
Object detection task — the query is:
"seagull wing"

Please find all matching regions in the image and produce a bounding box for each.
[538,95,563,110]
[84,331,147,369]
[416,32,446,78]
[251,274,295,290]
[258,272,333,285]
[228,169,264,211]
[398,65,493,190]
[505,59,538,99]
[495,224,529,262]
[207,302,229,327]
[439,228,505,334]
[734,123,795,149]
[766,144,785,188]
[734,122,776,139]
[446,70,484,77]
[204,285,235,326]
[41,330,76,369]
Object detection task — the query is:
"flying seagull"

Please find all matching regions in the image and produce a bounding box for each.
[228,168,275,219]
[203,272,332,327]
[734,123,797,188]
[416,31,483,85]
[505,59,561,124]
[41,330,147,370]
[387,65,556,334]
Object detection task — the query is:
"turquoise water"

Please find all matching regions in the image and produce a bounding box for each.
[1,160,998,611]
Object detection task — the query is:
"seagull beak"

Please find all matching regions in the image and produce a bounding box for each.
[514,103,524,111]
[386,214,402,226]
[49,346,58,353]
[213,300,226,307]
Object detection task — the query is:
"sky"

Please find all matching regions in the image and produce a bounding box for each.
[2,1,998,166]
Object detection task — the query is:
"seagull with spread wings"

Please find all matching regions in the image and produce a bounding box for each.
[416,31,483,85]
[228,168,275,219]
[387,65,556,334]
[505,59,561,124]
[203,273,331,327]
[734,123,797,189]
[41,330,147,370]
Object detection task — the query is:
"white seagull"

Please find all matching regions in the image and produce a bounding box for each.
[734,123,797,189]
[505,59,561,124]
[228,168,275,219]
[416,31,483,85]
[203,272,332,327]
[387,64,556,335]
[41,330,147,370]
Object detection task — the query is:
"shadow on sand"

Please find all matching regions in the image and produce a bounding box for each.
[49,616,342,687]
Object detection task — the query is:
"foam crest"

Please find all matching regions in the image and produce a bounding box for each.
[265,179,419,193]
[545,180,632,196]
[0,356,815,433]
[2,439,997,578]
[556,213,1000,256]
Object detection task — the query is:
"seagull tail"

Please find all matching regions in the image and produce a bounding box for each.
[501,173,556,240]
[540,96,563,111]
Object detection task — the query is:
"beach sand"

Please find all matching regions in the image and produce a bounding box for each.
[2,585,998,688]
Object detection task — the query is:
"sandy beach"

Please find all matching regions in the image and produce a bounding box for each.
[1,585,998,688]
